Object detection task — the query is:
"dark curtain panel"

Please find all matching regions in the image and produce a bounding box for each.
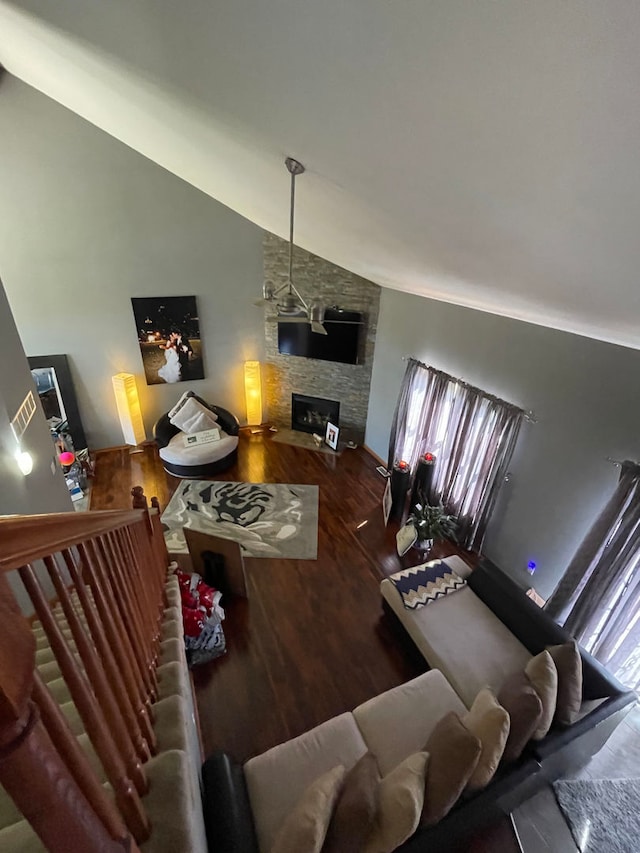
[545,462,640,689]
[387,359,449,472]
[388,358,422,471]
[434,396,524,551]
[388,359,525,551]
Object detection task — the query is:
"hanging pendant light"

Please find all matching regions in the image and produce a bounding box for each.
[276,157,308,315]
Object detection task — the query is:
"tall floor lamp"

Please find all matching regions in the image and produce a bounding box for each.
[244,360,263,428]
[112,373,146,449]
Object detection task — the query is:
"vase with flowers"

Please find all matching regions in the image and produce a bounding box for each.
[407,497,458,552]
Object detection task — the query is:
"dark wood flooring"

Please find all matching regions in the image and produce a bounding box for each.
[90,431,518,853]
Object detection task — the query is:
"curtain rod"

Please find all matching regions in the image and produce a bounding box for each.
[606,456,640,468]
[402,355,537,423]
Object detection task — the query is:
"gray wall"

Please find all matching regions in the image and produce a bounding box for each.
[263,233,380,444]
[366,289,640,598]
[0,281,72,515]
[0,76,265,449]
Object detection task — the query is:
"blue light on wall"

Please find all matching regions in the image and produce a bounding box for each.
[527,560,537,574]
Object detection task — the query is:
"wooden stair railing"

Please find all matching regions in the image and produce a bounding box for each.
[0,499,170,853]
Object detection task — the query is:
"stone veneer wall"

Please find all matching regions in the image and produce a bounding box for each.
[263,232,381,444]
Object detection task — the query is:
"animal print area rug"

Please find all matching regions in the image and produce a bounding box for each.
[161,481,319,559]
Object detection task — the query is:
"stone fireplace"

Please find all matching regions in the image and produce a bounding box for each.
[262,233,381,445]
[291,394,340,435]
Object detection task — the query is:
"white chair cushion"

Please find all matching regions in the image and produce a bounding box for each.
[244,713,368,853]
[353,670,467,777]
[159,431,238,466]
[381,580,531,708]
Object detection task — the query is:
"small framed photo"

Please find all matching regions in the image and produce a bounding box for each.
[325,421,340,451]
[396,522,418,556]
[382,478,392,526]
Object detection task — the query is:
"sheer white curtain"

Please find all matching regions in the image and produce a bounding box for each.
[388,360,525,550]
[546,462,640,690]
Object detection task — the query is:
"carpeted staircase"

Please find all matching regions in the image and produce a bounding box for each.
[0,572,205,852]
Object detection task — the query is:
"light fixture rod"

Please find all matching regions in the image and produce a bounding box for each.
[285,157,305,291]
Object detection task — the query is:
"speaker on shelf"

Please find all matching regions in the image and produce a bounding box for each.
[410,452,436,509]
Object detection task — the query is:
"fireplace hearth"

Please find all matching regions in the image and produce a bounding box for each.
[291,393,340,435]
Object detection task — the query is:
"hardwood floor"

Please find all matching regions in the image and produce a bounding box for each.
[90,431,518,852]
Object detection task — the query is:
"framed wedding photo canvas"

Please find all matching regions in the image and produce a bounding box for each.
[325,421,340,451]
[131,296,205,385]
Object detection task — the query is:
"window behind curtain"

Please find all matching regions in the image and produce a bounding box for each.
[390,360,525,550]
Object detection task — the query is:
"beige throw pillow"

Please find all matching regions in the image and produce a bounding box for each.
[270,764,345,853]
[421,712,482,826]
[497,672,544,762]
[364,752,429,853]
[547,640,583,725]
[525,650,558,740]
[322,752,380,853]
[462,688,510,790]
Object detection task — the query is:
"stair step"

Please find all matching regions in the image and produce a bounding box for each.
[140,750,207,853]
[0,818,46,853]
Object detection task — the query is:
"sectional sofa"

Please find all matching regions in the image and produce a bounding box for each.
[201,556,636,852]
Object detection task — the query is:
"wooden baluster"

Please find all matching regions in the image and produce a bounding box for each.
[100,533,158,703]
[116,528,160,664]
[126,525,164,633]
[44,555,149,785]
[136,520,165,611]
[121,525,162,646]
[62,549,152,766]
[150,497,170,580]
[32,671,137,848]
[87,536,156,721]
[130,488,156,547]
[110,529,159,674]
[134,515,165,606]
[94,533,154,701]
[0,573,140,853]
[18,563,151,843]
[78,541,156,753]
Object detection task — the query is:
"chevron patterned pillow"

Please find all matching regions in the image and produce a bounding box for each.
[389,561,467,610]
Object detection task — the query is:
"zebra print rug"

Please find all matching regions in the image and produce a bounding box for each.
[161,480,319,559]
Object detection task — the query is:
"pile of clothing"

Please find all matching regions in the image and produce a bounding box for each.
[174,569,226,665]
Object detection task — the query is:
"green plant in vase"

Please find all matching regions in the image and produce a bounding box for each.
[407,497,457,552]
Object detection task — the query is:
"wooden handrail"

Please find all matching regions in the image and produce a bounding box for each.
[0,510,148,572]
[0,487,171,851]
[0,573,142,852]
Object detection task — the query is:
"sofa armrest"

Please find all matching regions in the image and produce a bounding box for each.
[468,558,632,702]
[532,691,637,762]
[467,559,570,651]
[398,755,543,852]
[201,751,259,853]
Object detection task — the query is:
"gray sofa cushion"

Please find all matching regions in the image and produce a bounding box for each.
[353,670,467,777]
[381,580,531,707]
[244,713,367,853]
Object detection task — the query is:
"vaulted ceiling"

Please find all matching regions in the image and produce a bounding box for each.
[1,0,639,349]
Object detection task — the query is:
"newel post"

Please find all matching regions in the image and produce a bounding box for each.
[131,486,169,579]
[0,574,136,852]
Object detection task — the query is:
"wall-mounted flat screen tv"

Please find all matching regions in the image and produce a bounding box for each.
[277,309,362,365]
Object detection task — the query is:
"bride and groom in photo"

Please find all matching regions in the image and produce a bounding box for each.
[158,329,194,384]
[131,295,205,385]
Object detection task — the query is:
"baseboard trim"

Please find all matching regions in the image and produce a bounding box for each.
[363,444,386,467]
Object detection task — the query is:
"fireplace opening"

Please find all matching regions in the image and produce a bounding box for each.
[291,393,340,435]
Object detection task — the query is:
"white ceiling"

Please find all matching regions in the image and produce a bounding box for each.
[1,0,640,349]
